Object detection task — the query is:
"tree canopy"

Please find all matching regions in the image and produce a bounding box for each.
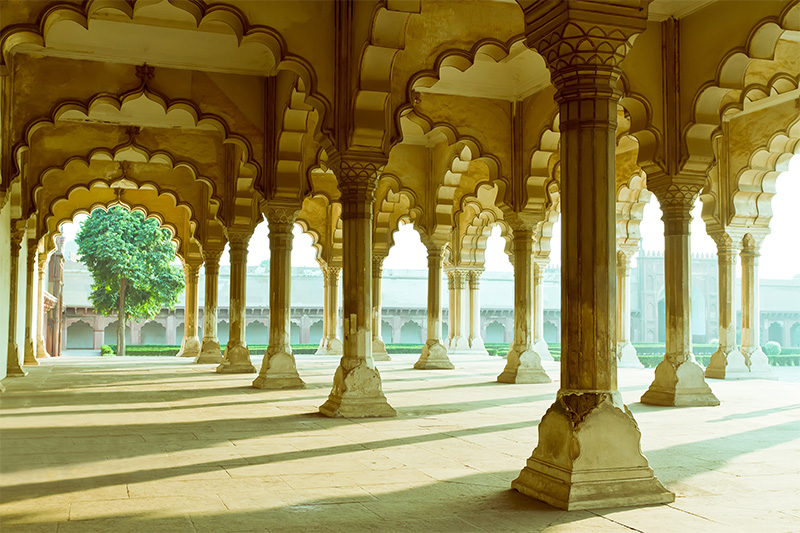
[76,206,185,354]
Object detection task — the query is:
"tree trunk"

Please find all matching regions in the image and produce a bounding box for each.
[118,278,127,357]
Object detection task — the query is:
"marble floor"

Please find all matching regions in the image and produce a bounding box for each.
[1,353,799,532]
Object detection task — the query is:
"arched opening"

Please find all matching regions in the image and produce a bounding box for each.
[400,321,422,343]
[791,323,800,347]
[217,320,230,346]
[290,322,301,344]
[104,321,131,346]
[381,321,394,344]
[768,322,784,344]
[309,320,323,345]
[66,321,94,349]
[543,322,558,344]
[485,321,505,343]
[140,321,167,345]
[245,321,268,346]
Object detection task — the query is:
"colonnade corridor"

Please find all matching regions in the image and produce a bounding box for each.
[1,353,798,532]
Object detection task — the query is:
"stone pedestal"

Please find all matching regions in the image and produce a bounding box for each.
[415,246,453,370]
[319,157,394,417]
[23,240,39,366]
[217,232,256,374]
[316,265,344,355]
[177,261,202,359]
[498,224,549,384]
[511,2,672,510]
[254,206,305,389]
[197,249,224,364]
[739,237,773,378]
[706,235,749,379]
[6,230,26,377]
[616,250,643,369]
[641,185,718,406]
[371,255,391,362]
[36,252,50,359]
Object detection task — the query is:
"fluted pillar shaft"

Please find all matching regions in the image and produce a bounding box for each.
[641,187,717,405]
[316,265,343,355]
[217,232,256,374]
[498,226,549,384]
[512,2,672,510]
[468,270,487,354]
[615,250,641,368]
[445,268,470,354]
[23,239,39,366]
[177,261,202,358]
[740,237,772,377]
[319,157,394,417]
[415,246,453,369]
[6,230,26,376]
[197,249,224,364]
[254,207,305,389]
[371,255,390,361]
[531,258,553,361]
[36,252,50,359]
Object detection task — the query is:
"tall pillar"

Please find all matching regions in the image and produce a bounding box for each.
[498,223,550,384]
[254,206,305,389]
[468,270,487,354]
[512,2,672,510]
[197,249,224,363]
[319,157,395,417]
[316,265,343,355]
[616,249,642,368]
[739,235,773,377]
[531,257,554,362]
[641,186,718,406]
[371,255,391,361]
[415,245,453,369]
[176,260,202,358]
[36,252,50,358]
[705,234,749,378]
[217,231,256,374]
[445,268,470,354]
[6,229,26,376]
[23,239,39,366]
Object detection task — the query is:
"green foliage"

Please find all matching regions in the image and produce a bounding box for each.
[764,341,782,356]
[76,206,185,320]
[100,345,115,356]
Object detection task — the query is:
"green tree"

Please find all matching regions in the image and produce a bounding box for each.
[76,206,185,356]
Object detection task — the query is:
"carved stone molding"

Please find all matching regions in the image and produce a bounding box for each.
[372,255,385,278]
[184,263,201,284]
[336,157,385,217]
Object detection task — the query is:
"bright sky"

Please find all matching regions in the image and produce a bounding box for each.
[60,155,798,280]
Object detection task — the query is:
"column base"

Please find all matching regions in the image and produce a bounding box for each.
[742,347,774,379]
[6,343,26,377]
[705,347,750,379]
[315,337,343,356]
[176,336,201,358]
[0,382,5,393]
[36,338,50,359]
[372,338,391,361]
[533,338,554,362]
[253,347,305,389]
[617,341,643,369]
[216,344,256,374]
[641,358,719,406]
[468,336,489,356]
[195,338,224,364]
[23,339,39,366]
[414,340,454,370]
[497,346,550,384]
[446,335,472,355]
[319,359,395,417]
[513,392,674,511]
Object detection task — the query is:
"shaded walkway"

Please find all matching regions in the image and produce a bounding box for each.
[1,354,799,532]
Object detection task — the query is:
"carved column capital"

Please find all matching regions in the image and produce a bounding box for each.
[336,156,385,218]
[37,252,48,276]
[710,233,739,265]
[372,255,385,278]
[650,182,702,235]
[469,269,483,289]
[741,233,762,260]
[26,238,38,266]
[184,262,201,283]
[202,248,224,271]
[322,264,341,284]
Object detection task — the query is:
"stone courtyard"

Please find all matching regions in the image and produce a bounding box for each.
[1,354,798,533]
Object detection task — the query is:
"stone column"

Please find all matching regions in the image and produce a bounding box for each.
[705,234,749,378]
[641,185,718,406]
[23,239,39,366]
[319,157,395,417]
[531,257,554,362]
[445,268,470,354]
[36,252,50,358]
[316,265,344,355]
[197,249,224,363]
[216,231,256,374]
[468,270,487,354]
[415,245,453,369]
[176,261,202,358]
[740,235,773,377]
[254,206,305,389]
[6,230,26,376]
[512,2,672,510]
[616,249,642,368]
[497,224,550,384]
[371,255,391,361]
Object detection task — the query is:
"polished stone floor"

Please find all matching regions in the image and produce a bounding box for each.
[1,353,799,532]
